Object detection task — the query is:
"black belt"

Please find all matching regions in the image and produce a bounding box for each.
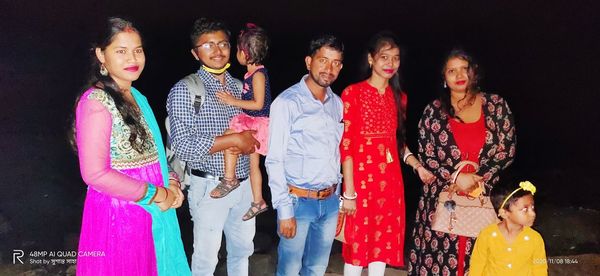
[191,169,248,182]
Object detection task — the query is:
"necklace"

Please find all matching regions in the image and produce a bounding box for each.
[452,93,476,111]
[452,94,477,123]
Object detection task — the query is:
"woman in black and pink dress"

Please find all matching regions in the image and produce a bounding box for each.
[407,49,516,276]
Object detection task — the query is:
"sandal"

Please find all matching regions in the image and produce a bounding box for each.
[242,201,268,221]
[210,178,240,199]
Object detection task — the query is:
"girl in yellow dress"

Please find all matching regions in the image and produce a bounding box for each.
[470,181,548,275]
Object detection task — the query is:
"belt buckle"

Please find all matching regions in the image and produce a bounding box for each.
[317,187,331,199]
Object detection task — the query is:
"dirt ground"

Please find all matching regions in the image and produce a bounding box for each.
[324,253,600,276]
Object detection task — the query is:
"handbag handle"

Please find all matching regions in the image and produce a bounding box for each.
[447,160,482,195]
[450,160,479,183]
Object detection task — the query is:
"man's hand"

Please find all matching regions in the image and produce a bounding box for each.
[233,130,260,155]
[278,217,297,239]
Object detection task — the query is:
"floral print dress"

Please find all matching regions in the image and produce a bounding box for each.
[407,93,516,275]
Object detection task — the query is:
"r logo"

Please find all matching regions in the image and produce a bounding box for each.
[13,249,24,264]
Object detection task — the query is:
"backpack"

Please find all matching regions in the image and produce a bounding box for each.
[165,73,242,188]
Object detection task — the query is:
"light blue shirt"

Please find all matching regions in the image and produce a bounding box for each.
[266,75,344,220]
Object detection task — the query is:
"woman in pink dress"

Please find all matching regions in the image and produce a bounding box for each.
[70,18,190,275]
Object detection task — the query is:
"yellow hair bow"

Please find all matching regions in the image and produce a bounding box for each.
[499,181,537,211]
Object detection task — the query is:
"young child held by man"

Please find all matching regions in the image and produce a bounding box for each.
[209,23,271,221]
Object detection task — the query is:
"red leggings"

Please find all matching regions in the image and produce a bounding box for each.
[458,235,467,276]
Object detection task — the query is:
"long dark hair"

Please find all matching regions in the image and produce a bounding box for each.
[69,17,147,153]
[362,31,406,146]
[439,49,481,117]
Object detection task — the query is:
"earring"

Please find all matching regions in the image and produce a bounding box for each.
[369,62,372,69]
[443,81,447,88]
[100,64,108,76]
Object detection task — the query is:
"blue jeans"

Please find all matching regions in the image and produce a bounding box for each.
[187,175,255,276]
[276,193,339,276]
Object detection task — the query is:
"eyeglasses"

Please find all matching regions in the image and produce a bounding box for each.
[194,41,231,52]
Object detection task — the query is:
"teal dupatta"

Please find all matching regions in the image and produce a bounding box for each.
[132,88,191,276]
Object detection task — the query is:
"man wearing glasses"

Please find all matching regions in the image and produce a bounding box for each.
[167,17,259,276]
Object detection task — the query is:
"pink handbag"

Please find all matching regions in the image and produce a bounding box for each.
[431,161,498,238]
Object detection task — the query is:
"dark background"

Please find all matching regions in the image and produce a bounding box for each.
[1,0,599,263]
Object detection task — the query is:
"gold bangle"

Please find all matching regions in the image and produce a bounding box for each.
[148,186,159,203]
[154,187,168,203]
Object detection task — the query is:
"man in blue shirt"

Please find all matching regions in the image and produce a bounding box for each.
[266,35,345,276]
[166,18,259,276]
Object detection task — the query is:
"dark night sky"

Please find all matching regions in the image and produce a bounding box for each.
[1,0,599,255]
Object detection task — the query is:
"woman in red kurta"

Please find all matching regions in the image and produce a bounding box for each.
[340,32,435,276]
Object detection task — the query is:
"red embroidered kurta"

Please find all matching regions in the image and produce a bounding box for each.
[340,81,407,267]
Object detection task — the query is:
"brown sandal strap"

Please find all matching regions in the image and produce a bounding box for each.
[210,179,240,198]
[242,201,268,221]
